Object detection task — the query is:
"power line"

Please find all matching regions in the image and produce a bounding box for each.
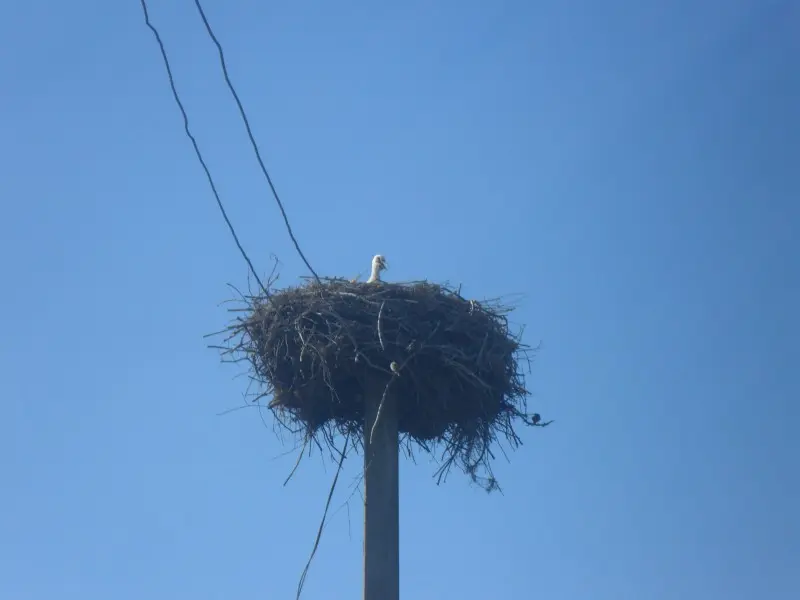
[192,0,321,283]
[139,0,268,295]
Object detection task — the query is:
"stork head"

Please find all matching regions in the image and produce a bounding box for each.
[372,254,388,273]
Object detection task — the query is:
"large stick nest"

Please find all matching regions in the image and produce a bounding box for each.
[218,277,546,491]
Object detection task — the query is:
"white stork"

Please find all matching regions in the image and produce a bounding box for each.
[366,254,388,283]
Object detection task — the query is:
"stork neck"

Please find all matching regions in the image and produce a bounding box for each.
[367,264,381,283]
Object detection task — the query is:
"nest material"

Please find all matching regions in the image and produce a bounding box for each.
[220,277,541,490]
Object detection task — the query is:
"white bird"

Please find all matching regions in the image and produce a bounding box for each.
[366,254,388,283]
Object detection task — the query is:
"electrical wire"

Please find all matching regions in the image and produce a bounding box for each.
[139,0,268,294]
[192,0,321,283]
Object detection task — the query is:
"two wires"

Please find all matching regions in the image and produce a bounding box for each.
[141,4,338,597]
[191,0,320,283]
[139,0,320,287]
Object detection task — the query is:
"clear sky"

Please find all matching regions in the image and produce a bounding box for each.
[1,0,798,598]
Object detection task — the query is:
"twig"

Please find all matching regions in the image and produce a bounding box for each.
[283,435,309,486]
[376,300,386,351]
[368,378,396,446]
[296,433,349,600]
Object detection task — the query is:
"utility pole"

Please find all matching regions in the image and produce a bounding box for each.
[363,379,400,600]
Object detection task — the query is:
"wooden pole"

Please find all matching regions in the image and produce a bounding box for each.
[363,378,400,600]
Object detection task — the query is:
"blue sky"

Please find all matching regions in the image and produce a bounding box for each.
[1,0,798,598]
